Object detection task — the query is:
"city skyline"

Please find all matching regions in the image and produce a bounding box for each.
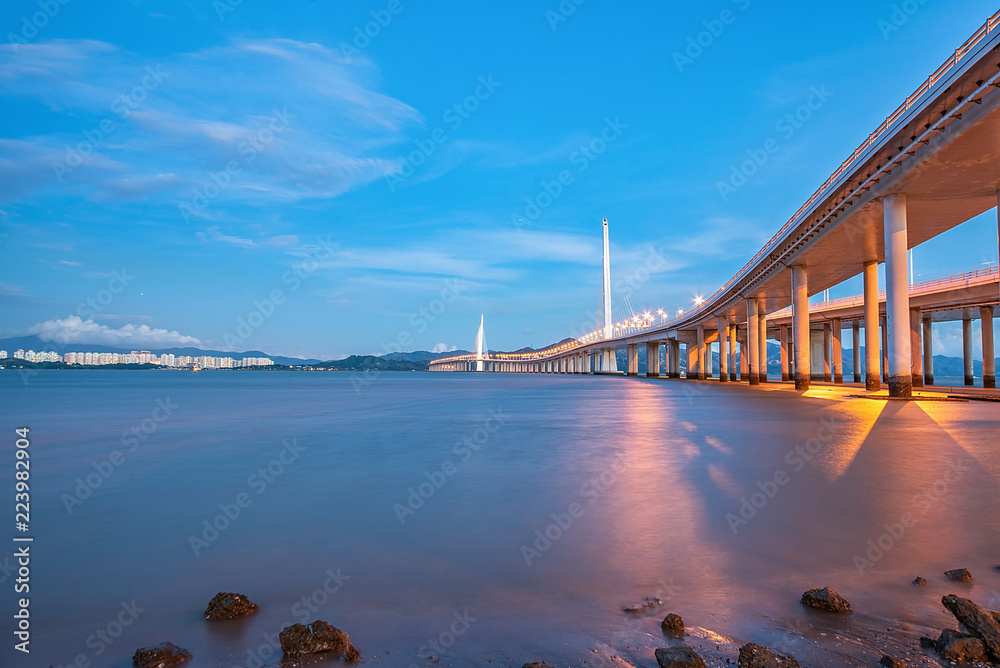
[2,1,999,359]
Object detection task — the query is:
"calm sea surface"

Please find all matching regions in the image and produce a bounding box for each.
[1,370,998,667]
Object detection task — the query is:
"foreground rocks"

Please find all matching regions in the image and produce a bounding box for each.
[940,594,1000,662]
[934,628,988,662]
[132,642,192,667]
[661,613,685,634]
[204,592,259,620]
[911,577,926,586]
[655,646,706,668]
[878,655,906,668]
[800,587,852,613]
[737,643,800,667]
[522,662,554,668]
[623,596,663,613]
[944,568,973,583]
[279,620,362,662]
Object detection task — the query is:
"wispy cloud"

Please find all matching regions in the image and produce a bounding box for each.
[27,315,200,347]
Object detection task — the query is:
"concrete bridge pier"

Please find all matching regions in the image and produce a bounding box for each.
[627,344,639,376]
[645,342,660,378]
[963,317,974,386]
[694,326,705,380]
[832,318,843,384]
[922,317,934,385]
[747,299,760,386]
[910,308,923,388]
[884,193,912,397]
[738,326,749,380]
[823,323,832,382]
[982,306,996,388]
[863,261,881,391]
[779,324,790,381]
[717,317,729,382]
[881,316,889,385]
[728,324,738,381]
[792,265,810,390]
[853,320,861,383]
[758,304,768,383]
[670,339,681,378]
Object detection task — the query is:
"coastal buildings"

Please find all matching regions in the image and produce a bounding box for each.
[0,350,274,368]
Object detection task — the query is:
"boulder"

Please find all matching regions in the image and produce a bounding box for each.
[911,577,926,586]
[737,643,800,667]
[655,646,706,668]
[279,620,361,662]
[204,592,259,620]
[623,596,663,613]
[661,613,685,634]
[944,568,972,583]
[878,655,906,668]
[800,587,852,613]
[522,663,554,668]
[133,642,192,668]
[934,628,987,662]
[941,594,1000,662]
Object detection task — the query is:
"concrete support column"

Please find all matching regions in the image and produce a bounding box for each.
[728,324,738,381]
[739,327,749,380]
[832,318,843,384]
[863,261,881,391]
[758,304,768,383]
[852,320,861,384]
[672,340,681,378]
[779,324,789,381]
[963,317,974,386]
[696,326,706,380]
[685,343,696,379]
[645,342,660,378]
[922,317,934,385]
[823,322,832,382]
[981,306,996,389]
[910,308,923,388]
[717,317,729,382]
[881,316,889,384]
[627,344,639,377]
[791,265,810,390]
[883,193,912,397]
[746,299,760,386]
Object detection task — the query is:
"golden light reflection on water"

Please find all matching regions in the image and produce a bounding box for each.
[812,399,886,482]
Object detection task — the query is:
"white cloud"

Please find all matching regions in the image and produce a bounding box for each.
[431,343,457,353]
[28,315,200,347]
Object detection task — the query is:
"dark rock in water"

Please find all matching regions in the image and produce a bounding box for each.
[522,662,554,668]
[944,568,973,583]
[918,636,936,649]
[133,642,192,667]
[204,592,259,620]
[660,613,685,634]
[279,620,361,662]
[911,577,926,586]
[878,655,906,668]
[935,628,987,662]
[800,587,852,613]
[623,596,663,613]
[737,643,800,667]
[655,646,706,668]
[941,594,1000,662]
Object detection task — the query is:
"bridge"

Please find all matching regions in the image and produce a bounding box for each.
[431,12,1000,397]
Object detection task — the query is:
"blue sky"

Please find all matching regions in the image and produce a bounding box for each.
[1,0,998,359]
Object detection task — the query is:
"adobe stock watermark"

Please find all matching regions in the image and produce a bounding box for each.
[53,600,145,668]
[716,85,833,201]
[77,268,134,319]
[545,0,586,30]
[52,65,169,181]
[520,451,629,565]
[222,237,335,347]
[178,108,295,223]
[339,0,412,61]
[393,408,507,524]
[6,0,71,53]
[673,0,751,73]
[188,439,306,556]
[385,75,501,192]
[62,397,178,514]
[411,610,478,663]
[512,116,628,231]
[853,458,970,575]
[878,0,929,40]
[726,415,838,533]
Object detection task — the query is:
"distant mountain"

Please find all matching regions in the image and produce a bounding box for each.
[381,350,471,362]
[314,356,427,371]
[0,335,322,367]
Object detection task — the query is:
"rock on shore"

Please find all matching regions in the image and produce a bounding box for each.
[623,596,663,613]
[204,592,259,620]
[800,587,852,613]
[661,613,685,634]
[934,628,987,662]
[655,646,706,668]
[279,620,361,662]
[132,642,192,667]
[940,594,1000,662]
[737,643,800,667]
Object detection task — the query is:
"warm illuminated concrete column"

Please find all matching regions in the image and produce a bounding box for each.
[922,317,933,385]
[645,342,660,378]
[883,193,912,397]
[627,344,639,377]
[738,327,749,380]
[863,261,881,391]
[791,265,810,390]
[909,308,923,388]
[963,317,974,386]
[696,325,706,380]
[728,324,738,381]
[832,318,843,384]
[717,317,729,382]
[881,316,889,383]
[746,299,760,386]
[823,322,832,382]
[981,306,995,388]
[758,304,768,383]
[779,324,789,381]
[852,320,861,383]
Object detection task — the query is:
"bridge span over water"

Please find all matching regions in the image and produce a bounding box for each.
[431,12,1000,396]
